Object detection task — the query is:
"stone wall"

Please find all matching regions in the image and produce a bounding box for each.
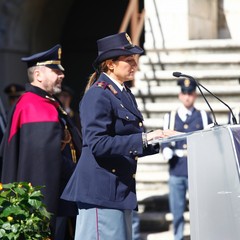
[144,0,240,49]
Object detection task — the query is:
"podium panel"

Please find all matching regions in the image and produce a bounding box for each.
[187,125,240,240]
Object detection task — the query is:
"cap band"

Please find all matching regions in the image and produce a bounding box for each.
[36,60,61,66]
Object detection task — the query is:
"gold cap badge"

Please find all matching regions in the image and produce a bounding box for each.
[125,33,132,45]
[58,48,62,60]
[184,78,190,87]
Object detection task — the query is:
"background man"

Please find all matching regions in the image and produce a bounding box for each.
[4,83,25,108]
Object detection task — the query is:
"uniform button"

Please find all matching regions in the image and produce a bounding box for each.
[112,169,116,173]
[132,174,136,179]
[135,156,138,161]
[129,150,133,154]
[184,124,188,129]
[133,150,138,155]
[120,104,124,108]
[183,144,187,149]
[139,122,143,127]
[126,116,129,120]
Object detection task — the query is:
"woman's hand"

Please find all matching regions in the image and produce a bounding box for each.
[146,129,182,141]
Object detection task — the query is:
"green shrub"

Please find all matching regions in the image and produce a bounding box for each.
[0,182,52,240]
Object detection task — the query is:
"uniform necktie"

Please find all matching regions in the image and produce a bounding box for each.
[122,88,134,106]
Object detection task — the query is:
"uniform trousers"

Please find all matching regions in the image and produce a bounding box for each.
[169,175,188,240]
[74,206,132,240]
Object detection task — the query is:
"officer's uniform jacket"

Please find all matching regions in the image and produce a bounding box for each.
[162,107,213,177]
[62,73,159,210]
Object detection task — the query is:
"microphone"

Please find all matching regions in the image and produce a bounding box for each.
[173,72,238,125]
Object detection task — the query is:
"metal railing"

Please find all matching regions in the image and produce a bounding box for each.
[119,0,145,46]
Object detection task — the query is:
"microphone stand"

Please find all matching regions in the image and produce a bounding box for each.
[173,72,219,126]
[196,82,237,125]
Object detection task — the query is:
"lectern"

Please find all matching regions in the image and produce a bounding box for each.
[157,125,240,240]
[187,125,240,240]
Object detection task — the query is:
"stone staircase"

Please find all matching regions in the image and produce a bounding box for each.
[133,39,240,239]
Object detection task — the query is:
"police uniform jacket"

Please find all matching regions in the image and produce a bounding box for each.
[0,83,82,217]
[162,108,212,177]
[61,73,159,210]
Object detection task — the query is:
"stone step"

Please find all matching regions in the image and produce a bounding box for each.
[139,211,190,228]
[139,209,190,239]
[137,163,168,172]
[132,85,240,97]
[136,101,237,115]
[141,222,190,240]
[144,39,240,53]
[136,171,169,183]
[139,53,240,71]
[134,69,240,86]
[142,52,240,63]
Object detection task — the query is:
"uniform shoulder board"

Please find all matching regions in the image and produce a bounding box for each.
[95,81,118,95]
[95,81,108,89]
[107,84,118,95]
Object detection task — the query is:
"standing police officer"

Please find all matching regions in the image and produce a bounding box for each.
[61,32,177,240]
[161,78,213,240]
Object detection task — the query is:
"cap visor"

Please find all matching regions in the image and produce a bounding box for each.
[45,64,65,71]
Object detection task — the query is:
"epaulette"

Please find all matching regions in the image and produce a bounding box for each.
[95,81,108,89]
[95,81,118,95]
[107,84,118,95]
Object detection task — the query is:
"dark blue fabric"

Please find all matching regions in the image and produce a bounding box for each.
[163,108,213,177]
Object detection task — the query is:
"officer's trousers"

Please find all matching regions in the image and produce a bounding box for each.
[74,207,132,240]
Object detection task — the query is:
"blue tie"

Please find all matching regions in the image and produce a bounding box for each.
[122,88,134,106]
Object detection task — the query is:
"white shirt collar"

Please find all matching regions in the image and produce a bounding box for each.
[178,106,194,121]
[103,72,124,91]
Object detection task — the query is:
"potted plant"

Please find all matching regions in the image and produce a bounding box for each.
[0,182,51,240]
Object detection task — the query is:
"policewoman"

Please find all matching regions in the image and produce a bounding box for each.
[61,32,176,240]
[161,78,213,240]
